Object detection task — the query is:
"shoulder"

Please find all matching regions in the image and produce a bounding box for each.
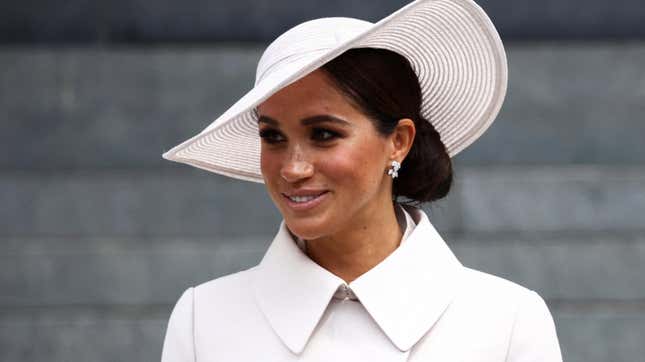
[193,265,257,296]
[443,267,539,329]
[165,265,259,321]
[164,266,257,316]
[460,266,534,301]
[455,266,555,326]
[161,267,261,362]
[185,266,265,321]
[175,266,261,318]
[452,267,563,361]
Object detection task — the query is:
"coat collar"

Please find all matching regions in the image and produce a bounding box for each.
[251,205,464,354]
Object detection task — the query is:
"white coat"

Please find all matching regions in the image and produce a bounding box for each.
[161,205,563,361]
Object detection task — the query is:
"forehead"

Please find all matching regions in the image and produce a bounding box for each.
[256,69,360,120]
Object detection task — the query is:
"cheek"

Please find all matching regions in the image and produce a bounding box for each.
[318,140,384,191]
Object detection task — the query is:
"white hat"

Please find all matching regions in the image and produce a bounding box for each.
[162,0,507,182]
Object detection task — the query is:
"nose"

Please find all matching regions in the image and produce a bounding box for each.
[280,147,314,183]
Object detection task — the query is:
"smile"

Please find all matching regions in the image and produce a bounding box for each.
[282,191,329,211]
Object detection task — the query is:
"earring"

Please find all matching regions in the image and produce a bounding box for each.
[387,160,401,179]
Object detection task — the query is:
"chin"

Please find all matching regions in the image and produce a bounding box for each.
[284,219,323,240]
[283,214,334,241]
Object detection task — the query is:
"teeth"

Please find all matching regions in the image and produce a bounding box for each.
[288,195,318,203]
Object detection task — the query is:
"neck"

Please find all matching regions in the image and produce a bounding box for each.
[304,200,404,283]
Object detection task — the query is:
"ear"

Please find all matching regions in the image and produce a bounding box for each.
[389,118,416,163]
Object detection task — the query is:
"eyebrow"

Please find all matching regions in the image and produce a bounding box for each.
[257,114,351,127]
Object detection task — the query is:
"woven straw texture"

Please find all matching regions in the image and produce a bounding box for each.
[162,0,507,182]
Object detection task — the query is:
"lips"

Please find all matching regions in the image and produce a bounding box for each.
[281,190,329,211]
[287,194,320,203]
[283,190,327,202]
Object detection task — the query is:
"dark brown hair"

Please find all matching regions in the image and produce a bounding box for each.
[320,48,452,204]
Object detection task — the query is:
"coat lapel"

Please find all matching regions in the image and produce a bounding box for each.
[251,220,345,354]
[251,206,464,354]
[349,206,465,351]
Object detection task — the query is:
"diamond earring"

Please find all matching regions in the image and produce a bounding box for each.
[387,160,401,179]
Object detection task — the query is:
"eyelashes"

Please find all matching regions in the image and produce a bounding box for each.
[312,128,340,142]
[258,129,285,144]
[259,127,341,144]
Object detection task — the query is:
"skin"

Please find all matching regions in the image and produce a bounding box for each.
[256,68,416,283]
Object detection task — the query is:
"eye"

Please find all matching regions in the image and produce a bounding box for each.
[259,128,285,144]
[311,128,340,142]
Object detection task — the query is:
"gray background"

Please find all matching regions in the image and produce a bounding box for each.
[1,0,644,361]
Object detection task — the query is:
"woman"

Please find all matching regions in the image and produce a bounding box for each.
[160,0,563,361]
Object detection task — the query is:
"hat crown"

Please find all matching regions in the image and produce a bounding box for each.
[255,17,373,85]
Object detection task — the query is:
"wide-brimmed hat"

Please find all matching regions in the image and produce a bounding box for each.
[162,0,507,182]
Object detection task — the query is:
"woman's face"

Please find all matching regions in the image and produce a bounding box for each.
[256,69,395,241]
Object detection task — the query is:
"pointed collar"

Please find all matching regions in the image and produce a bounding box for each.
[251,205,464,354]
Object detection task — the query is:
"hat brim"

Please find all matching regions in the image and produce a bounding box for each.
[162,0,507,183]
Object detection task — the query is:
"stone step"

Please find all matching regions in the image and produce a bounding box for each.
[0,169,282,237]
[2,232,643,306]
[0,306,643,362]
[1,166,643,236]
[2,0,645,43]
[0,307,167,362]
[453,166,645,233]
[1,43,645,169]
[556,309,645,362]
